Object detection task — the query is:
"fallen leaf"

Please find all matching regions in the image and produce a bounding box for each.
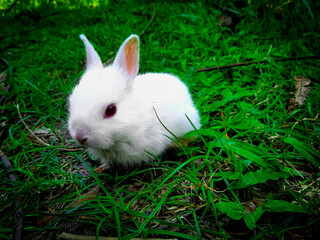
[75,163,91,177]
[127,181,144,192]
[219,11,232,27]
[32,127,51,135]
[70,184,100,208]
[219,8,242,29]
[30,126,58,144]
[293,76,311,107]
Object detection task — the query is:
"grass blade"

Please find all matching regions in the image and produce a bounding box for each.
[216,201,245,220]
[301,0,314,21]
[266,200,310,213]
[214,139,275,168]
[283,137,320,167]
[229,169,290,189]
[147,156,200,201]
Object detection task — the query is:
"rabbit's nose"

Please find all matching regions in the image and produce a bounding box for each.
[76,132,87,145]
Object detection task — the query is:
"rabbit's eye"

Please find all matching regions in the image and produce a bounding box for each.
[104,103,117,119]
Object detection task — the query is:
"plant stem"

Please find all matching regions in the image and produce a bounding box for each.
[196,56,320,72]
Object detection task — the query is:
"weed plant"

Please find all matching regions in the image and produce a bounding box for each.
[0,0,320,239]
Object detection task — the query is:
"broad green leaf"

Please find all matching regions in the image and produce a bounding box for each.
[228,111,265,130]
[231,118,265,130]
[243,212,256,230]
[284,137,320,167]
[239,204,265,230]
[216,201,244,220]
[214,139,274,168]
[266,200,309,213]
[211,89,256,108]
[229,169,290,189]
[212,171,241,181]
[253,205,265,222]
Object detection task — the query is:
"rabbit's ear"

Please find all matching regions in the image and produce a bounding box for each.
[113,35,139,79]
[80,34,103,70]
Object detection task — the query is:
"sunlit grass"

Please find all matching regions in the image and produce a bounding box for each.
[0,0,105,12]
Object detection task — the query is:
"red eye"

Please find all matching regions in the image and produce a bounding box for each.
[104,103,117,119]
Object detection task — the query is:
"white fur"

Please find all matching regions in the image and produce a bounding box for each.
[68,34,201,167]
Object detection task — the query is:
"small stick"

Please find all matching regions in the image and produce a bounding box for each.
[103,5,155,67]
[140,3,156,37]
[16,104,83,152]
[16,104,50,147]
[196,55,320,72]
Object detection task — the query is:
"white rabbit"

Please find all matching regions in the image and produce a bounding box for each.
[68,34,201,167]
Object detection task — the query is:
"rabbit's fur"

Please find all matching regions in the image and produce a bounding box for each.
[68,34,201,167]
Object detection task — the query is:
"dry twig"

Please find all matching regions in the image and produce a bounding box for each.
[140,3,156,37]
[16,104,50,147]
[196,55,320,72]
[16,104,83,152]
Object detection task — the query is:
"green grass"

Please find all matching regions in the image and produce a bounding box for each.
[1,0,320,239]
